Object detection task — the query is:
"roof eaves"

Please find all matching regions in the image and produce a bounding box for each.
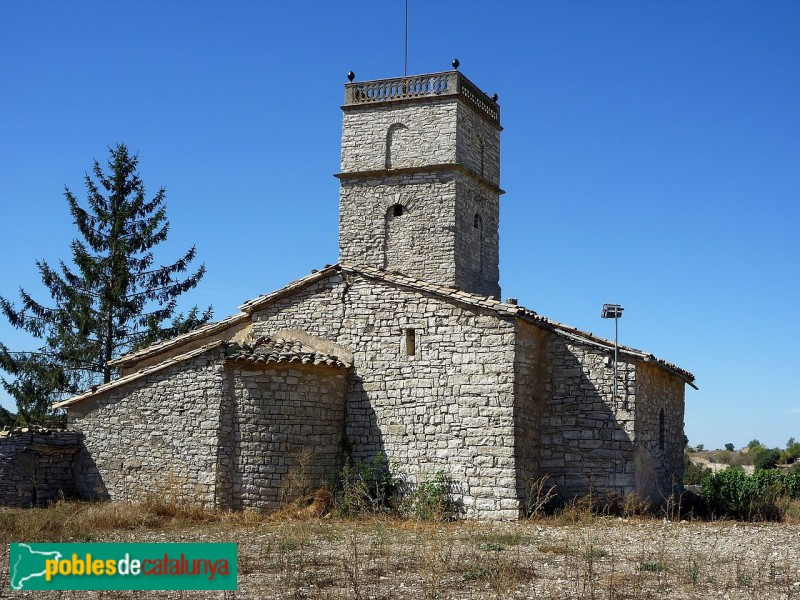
[108,312,249,368]
[54,340,227,409]
[539,320,697,388]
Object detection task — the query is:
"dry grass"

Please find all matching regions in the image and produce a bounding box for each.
[2,500,800,599]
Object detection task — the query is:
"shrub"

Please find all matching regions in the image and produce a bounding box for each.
[399,470,455,521]
[334,452,398,517]
[684,454,712,485]
[333,457,456,520]
[725,443,735,452]
[785,471,800,497]
[701,467,800,521]
[753,449,781,471]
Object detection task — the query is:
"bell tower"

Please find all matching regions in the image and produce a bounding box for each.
[337,69,502,299]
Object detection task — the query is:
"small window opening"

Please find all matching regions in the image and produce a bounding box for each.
[392,204,404,217]
[473,213,482,229]
[405,328,416,356]
[658,408,665,450]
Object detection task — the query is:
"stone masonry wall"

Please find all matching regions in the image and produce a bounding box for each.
[0,430,81,507]
[341,101,458,174]
[456,102,501,187]
[634,362,685,503]
[454,175,500,298]
[250,272,521,519]
[339,96,501,298]
[339,174,458,285]
[538,335,638,498]
[67,348,226,505]
[512,322,549,509]
[222,363,347,511]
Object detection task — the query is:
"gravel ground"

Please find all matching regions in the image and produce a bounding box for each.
[3,517,800,599]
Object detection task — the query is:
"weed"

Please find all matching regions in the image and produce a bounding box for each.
[522,474,557,518]
[686,557,701,585]
[638,559,664,572]
[399,470,454,521]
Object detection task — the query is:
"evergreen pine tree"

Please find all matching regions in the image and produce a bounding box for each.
[0,144,212,421]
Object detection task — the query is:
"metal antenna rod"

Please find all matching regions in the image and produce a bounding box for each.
[601,304,624,407]
[404,0,409,76]
[614,314,619,405]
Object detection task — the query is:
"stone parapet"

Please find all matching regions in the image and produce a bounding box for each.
[343,71,500,128]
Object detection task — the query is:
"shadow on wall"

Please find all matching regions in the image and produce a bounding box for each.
[518,333,681,511]
[343,371,386,468]
[72,444,109,502]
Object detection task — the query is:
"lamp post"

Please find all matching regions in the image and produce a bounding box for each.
[601,304,624,405]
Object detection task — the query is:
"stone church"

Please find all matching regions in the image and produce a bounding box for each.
[55,69,695,520]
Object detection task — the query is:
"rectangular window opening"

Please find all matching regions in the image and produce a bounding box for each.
[405,328,416,356]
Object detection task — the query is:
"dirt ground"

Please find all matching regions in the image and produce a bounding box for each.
[3,515,800,599]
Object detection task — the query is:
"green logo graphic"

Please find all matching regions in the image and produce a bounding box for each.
[9,543,237,591]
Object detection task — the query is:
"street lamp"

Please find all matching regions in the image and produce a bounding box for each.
[601,304,624,405]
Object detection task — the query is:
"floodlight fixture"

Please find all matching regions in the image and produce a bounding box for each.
[601,304,624,319]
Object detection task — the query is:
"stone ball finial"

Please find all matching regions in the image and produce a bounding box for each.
[452,58,460,70]
[347,71,355,82]
[491,93,498,102]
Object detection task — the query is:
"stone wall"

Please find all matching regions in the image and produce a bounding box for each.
[634,361,686,503]
[512,321,549,508]
[250,272,521,519]
[0,429,81,507]
[455,101,501,187]
[221,362,347,511]
[339,95,501,299]
[341,101,459,173]
[454,176,500,299]
[339,173,458,285]
[67,348,227,504]
[538,335,637,498]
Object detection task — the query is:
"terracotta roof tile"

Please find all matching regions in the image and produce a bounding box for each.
[226,336,350,369]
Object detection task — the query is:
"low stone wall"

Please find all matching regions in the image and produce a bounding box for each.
[0,428,82,507]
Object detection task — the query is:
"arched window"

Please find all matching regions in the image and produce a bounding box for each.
[383,203,408,269]
[386,123,407,169]
[659,408,665,450]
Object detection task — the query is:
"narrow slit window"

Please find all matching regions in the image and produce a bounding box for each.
[405,328,416,356]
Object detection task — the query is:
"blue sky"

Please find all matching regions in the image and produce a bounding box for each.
[0,2,797,450]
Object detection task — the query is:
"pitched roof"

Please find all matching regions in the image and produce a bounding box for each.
[56,333,351,409]
[102,262,696,391]
[340,264,696,388]
[53,341,227,409]
[107,311,250,369]
[227,336,350,369]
